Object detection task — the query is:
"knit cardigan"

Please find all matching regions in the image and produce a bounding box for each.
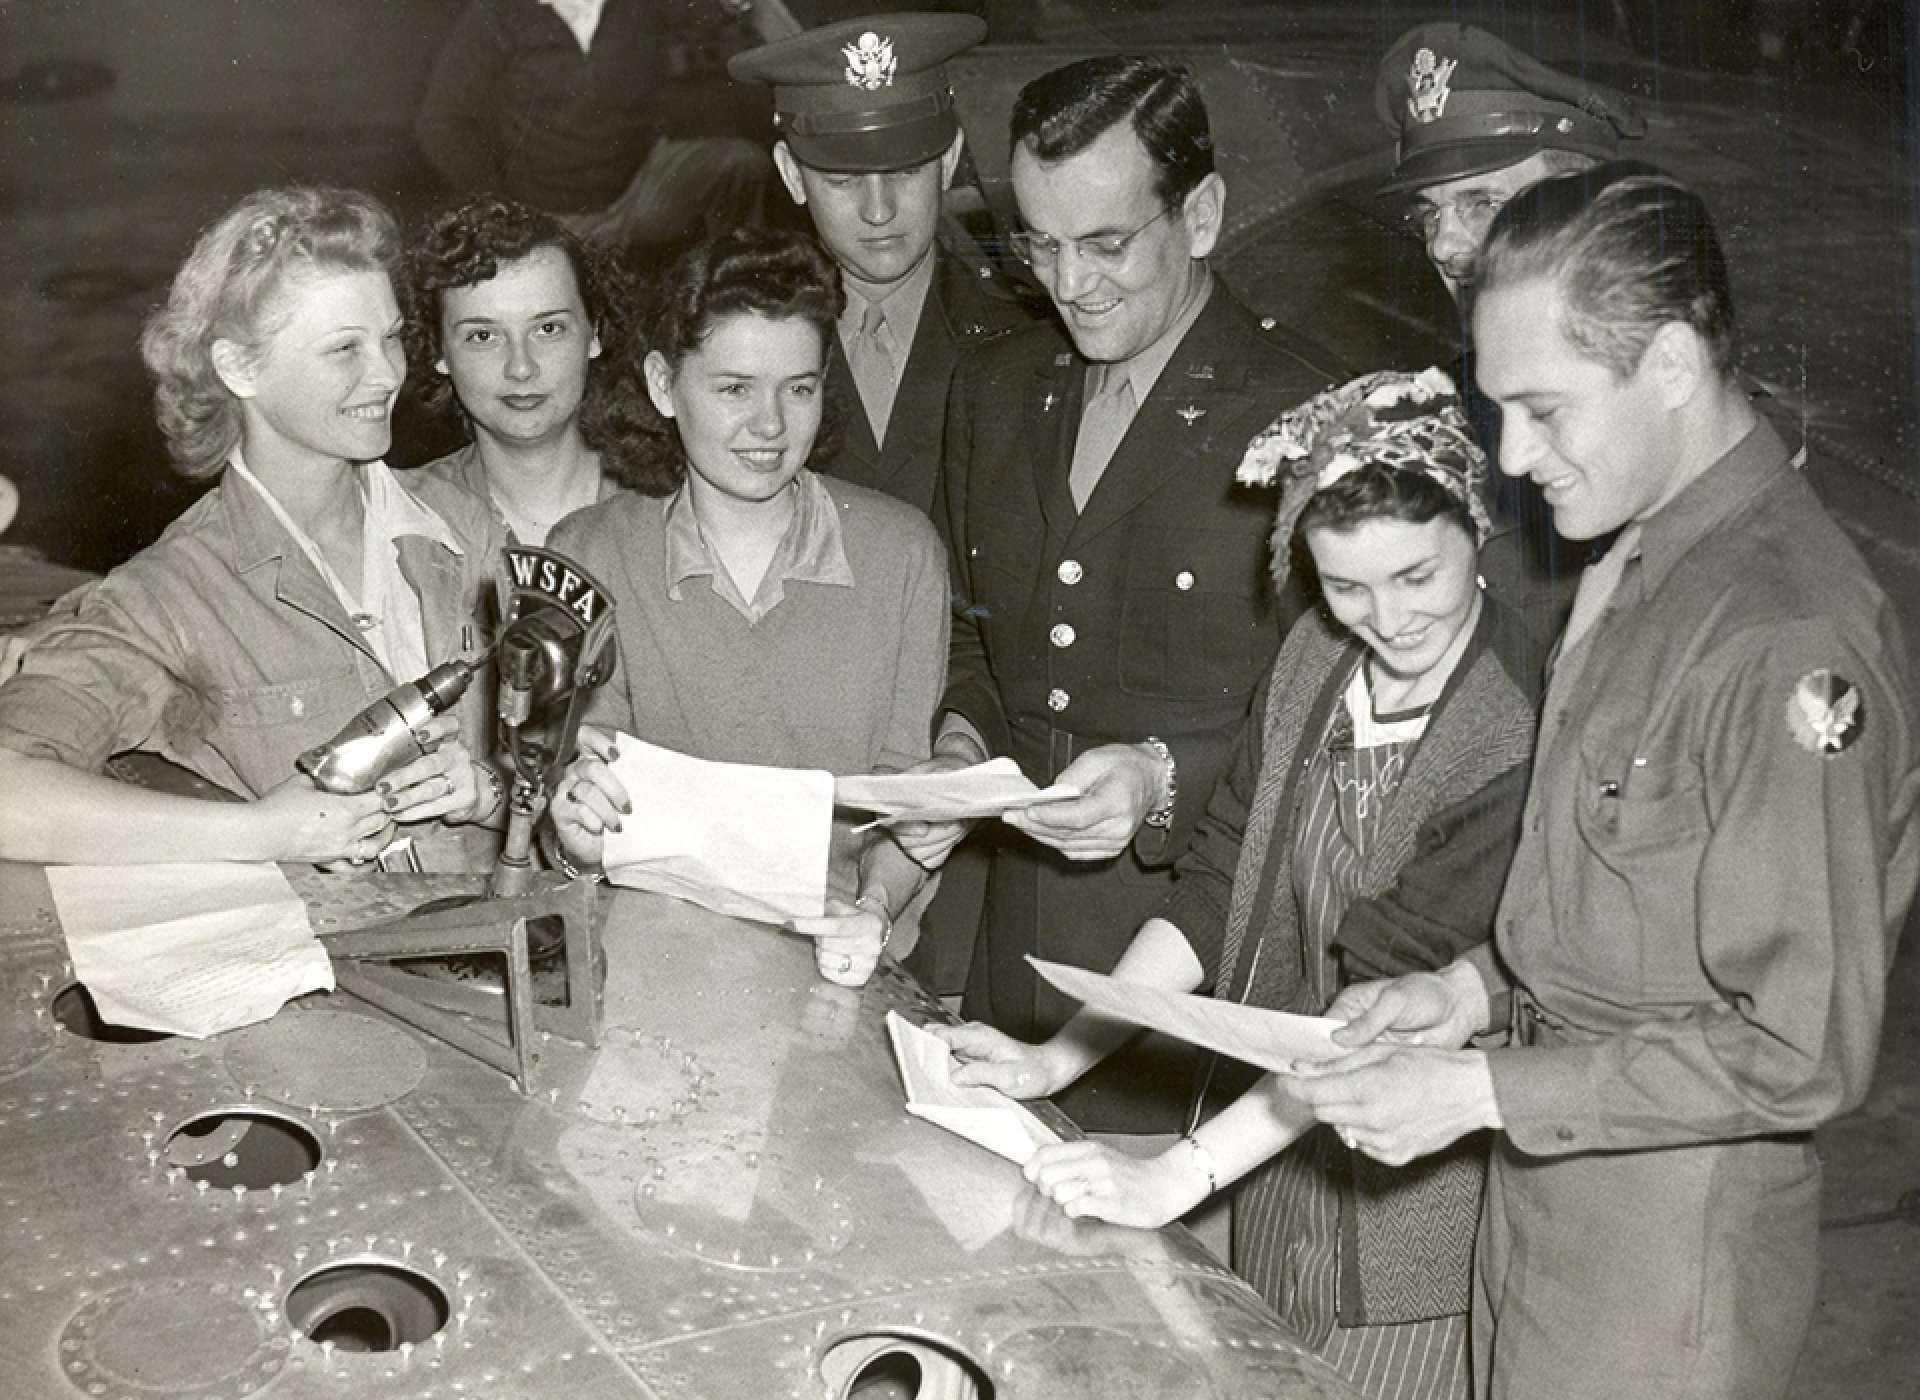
[1173,595,1539,1327]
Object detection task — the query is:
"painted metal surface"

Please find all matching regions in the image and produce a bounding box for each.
[0,863,1359,1400]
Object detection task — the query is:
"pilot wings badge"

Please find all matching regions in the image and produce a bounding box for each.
[1407,48,1458,124]
[843,31,897,90]
[1787,669,1865,756]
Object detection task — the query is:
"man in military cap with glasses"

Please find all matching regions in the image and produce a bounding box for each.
[728,12,1043,520]
[894,54,1342,1133]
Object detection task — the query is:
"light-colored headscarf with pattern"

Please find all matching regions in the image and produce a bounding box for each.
[1236,367,1490,588]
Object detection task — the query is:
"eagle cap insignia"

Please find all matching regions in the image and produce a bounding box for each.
[1406,47,1458,124]
[843,31,897,90]
[1787,669,1865,755]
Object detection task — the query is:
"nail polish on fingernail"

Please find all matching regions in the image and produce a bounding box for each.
[382,797,398,812]
[607,748,620,761]
[609,819,623,834]
[377,782,392,797]
[620,801,633,815]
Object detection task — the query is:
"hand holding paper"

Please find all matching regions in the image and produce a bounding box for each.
[836,757,1078,826]
[598,733,834,923]
[887,1011,1061,1166]
[1028,956,1343,1074]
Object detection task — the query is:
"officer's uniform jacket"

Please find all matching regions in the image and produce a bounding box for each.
[1464,419,1920,1399]
[942,280,1341,1130]
[820,241,1042,517]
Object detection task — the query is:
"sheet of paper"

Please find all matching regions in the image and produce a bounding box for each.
[886,1011,1061,1166]
[48,862,332,1039]
[599,732,834,923]
[836,756,1080,825]
[1029,956,1344,1074]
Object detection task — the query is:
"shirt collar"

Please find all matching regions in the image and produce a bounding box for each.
[223,452,465,569]
[1089,266,1213,402]
[840,250,937,357]
[663,470,855,621]
[1633,415,1789,595]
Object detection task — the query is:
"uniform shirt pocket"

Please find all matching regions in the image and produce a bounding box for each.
[205,668,372,795]
[1117,528,1268,700]
[1571,751,1711,1000]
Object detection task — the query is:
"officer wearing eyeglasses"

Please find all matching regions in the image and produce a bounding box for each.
[892,55,1342,1133]
[1376,23,1646,667]
[728,13,1044,519]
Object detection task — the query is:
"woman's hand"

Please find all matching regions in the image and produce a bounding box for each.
[256,776,394,865]
[548,724,628,871]
[1021,1139,1205,1229]
[785,896,886,988]
[376,715,485,825]
[926,1021,1074,1100]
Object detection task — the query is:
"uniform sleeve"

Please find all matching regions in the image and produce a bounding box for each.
[936,355,1010,756]
[1489,619,1919,1155]
[0,573,199,773]
[414,0,511,194]
[1158,672,1272,989]
[875,520,950,772]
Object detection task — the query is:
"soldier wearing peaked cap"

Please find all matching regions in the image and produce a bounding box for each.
[729,13,1045,520]
[1375,23,1650,677]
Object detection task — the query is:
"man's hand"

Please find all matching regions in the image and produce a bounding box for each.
[1322,962,1491,1052]
[1002,742,1164,861]
[1288,1046,1501,1166]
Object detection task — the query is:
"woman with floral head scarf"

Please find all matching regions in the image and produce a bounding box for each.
[933,369,1542,1399]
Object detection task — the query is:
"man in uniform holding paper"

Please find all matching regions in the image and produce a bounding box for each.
[1287,171,1920,1399]
[897,55,1340,1132]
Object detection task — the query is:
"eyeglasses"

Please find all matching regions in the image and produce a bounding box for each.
[1008,205,1174,270]
[1401,191,1511,239]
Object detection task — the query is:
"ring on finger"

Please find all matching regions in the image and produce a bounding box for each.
[1337,1127,1358,1150]
[838,953,853,975]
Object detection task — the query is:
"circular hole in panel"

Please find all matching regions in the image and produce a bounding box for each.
[285,1262,450,1352]
[50,983,173,1043]
[163,1109,321,1189]
[821,1334,993,1400]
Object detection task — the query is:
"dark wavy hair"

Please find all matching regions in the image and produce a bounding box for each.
[1011,55,1214,208]
[400,195,650,478]
[1480,165,1735,378]
[142,186,399,479]
[1291,464,1476,594]
[621,226,846,496]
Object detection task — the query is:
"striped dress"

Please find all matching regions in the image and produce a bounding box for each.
[1232,662,1470,1400]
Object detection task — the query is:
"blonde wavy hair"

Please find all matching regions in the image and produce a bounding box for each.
[139,186,400,478]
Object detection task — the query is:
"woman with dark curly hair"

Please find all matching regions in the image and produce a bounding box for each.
[403,195,650,544]
[544,227,950,990]
[0,186,507,869]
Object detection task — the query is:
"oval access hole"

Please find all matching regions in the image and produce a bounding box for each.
[822,1334,994,1400]
[286,1262,449,1352]
[51,983,172,1044]
[164,1109,321,1190]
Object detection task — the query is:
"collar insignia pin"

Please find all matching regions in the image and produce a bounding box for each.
[1041,391,1056,413]
[1053,352,1073,367]
[842,31,897,90]
[1187,363,1215,380]
[1177,404,1205,426]
[1407,48,1457,124]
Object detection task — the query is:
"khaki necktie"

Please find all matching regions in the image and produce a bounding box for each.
[1069,371,1137,511]
[846,299,901,444]
[1548,522,1643,694]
